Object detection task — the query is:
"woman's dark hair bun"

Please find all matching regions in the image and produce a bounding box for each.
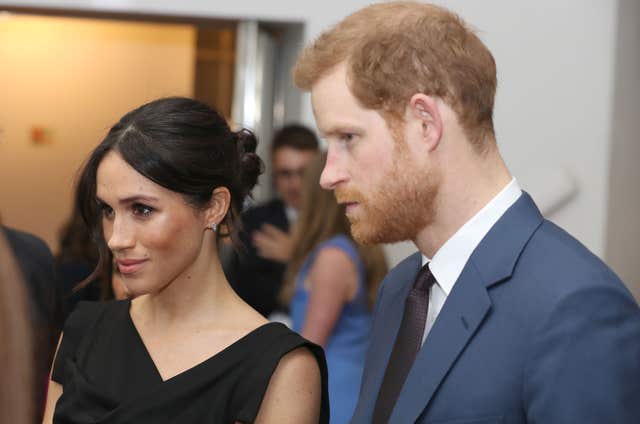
[235,129,264,198]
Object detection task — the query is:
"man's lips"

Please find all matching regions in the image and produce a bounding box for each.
[341,202,359,214]
[115,258,148,275]
[336,189,363,215]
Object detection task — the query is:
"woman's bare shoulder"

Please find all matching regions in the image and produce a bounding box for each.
[254,347,322,423]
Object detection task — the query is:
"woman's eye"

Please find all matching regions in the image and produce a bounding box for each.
[99,203,115,220]
[132,203,154,217]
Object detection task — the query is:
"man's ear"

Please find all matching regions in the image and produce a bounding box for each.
[204,187,231,229]
[408,93,443,152]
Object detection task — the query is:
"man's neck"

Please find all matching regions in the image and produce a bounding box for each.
[413,152,512,258]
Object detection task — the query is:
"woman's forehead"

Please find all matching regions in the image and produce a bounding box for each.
[96,152,170,203]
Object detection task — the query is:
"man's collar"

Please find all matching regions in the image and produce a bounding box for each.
[422,178,522,295]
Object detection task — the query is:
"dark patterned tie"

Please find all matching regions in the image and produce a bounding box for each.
[372,263,436,424]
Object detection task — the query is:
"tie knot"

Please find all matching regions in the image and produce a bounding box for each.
[414,263,436,292]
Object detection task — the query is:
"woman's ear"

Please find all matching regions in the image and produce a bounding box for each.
[408,93,443,151]
[204,187,231,230]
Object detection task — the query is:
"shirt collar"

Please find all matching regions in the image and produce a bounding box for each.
[422,178,522,295]
[285,205,298,223]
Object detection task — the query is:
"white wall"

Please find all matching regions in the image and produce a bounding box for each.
[0,1,630,284]
[606,0,640,301]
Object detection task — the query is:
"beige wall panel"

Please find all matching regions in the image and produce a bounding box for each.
[0,15,196,251]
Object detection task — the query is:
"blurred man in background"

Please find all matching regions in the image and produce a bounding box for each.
[226,124,319,318]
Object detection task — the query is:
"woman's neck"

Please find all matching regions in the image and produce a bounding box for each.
[134,250,235,330]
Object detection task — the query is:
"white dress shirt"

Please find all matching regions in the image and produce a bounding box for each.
[421,178,522,344]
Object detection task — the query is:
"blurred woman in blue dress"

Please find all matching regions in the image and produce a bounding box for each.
[282,152,387,423]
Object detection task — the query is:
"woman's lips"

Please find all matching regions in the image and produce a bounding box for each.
[116,259,147,275]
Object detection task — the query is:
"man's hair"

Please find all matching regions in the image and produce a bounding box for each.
[293,1,497,147]
[271,124,319,155]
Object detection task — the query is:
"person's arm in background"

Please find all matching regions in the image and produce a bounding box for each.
[0,226,35,422]
[301,247,359,347]
[3,225,61,418]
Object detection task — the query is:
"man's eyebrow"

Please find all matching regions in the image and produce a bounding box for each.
[320,125,364,138]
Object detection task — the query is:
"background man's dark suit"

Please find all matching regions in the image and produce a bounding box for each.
[225,198,289,317]
[4,226,58,327]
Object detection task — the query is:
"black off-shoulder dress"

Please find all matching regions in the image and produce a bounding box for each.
[51,301,329,423]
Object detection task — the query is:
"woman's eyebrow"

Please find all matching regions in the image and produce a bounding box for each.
[117,195,159,204]
[96,194,159,205]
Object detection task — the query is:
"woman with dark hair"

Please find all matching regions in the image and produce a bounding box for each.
[282,152,387,424]
[42,97,328,423]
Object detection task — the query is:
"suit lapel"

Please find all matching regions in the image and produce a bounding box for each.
[354,253,422,421]
[389,263,491,423]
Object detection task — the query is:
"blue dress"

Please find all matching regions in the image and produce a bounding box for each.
[291,235,372,424]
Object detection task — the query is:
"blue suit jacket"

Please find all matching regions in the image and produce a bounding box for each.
[351,193,640,423]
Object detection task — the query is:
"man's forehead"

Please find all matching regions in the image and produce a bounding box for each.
[272,147,315,165]
[313,61,349,88]
[310,63,349,104]
[312,98,385,139]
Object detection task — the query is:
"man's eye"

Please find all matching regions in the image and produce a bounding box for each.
[340,133,355,142]
[132,203,154,217]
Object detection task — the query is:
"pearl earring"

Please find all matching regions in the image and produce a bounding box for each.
[211,223,217,232]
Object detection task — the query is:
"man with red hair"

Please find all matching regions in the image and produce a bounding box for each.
[294,2,640,423]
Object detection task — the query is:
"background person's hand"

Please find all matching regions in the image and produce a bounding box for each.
[252,223,292,263]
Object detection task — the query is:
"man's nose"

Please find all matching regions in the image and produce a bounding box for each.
[319,148,347,190]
